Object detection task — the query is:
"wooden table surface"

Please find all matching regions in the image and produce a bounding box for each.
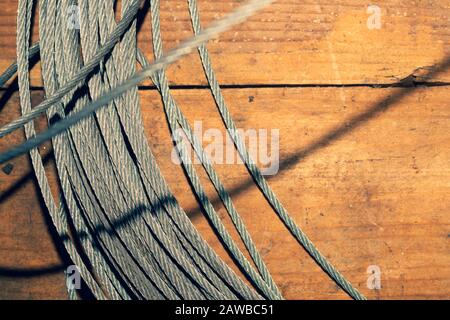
[0,0,449,300]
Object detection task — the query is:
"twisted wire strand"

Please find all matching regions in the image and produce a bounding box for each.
[88,0,228,299]
[76,0,197,300]
[16,0,109,299]
[95,0,258,299]
[74,0,171,299]
[186,0,366,300]
[0,0,274,164]
[71,3,232,298]
[147,0,282,300]
[0,0,142,138]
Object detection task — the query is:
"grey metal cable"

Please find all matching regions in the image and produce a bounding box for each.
[0,0,142,138]
[186,0,366,300]
[16,0,109,299]
[1,0,365,300]
[0,0,275,164]
[37,0,268,300]
[147,0,282,300]
[95,0,247,299]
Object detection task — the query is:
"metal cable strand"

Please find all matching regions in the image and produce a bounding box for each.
[40,0,194,300]
[18,0,176,300]
[147,0,282,300]
[41,0,138,299]
[100,2,263,299]
[16,0,108,299]
[53,0,139,299]
[76,0,189,299]
[0,0,274,143]
[0,0,273,299]
[75,0,171,299]
[40,0,268,296]
[80,0,225,299]
[95,0,243,299]
[80,0,271,299]
[186,0,366,300]
[0,0,142,138]
[90,0,227,299]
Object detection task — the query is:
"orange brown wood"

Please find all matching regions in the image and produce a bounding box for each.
[0,0,449,300]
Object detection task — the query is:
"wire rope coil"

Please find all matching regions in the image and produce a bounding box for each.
[1,0,365,300]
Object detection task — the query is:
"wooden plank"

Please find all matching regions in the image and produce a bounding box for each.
[1,0,450,87]
[0,91,66,300]
[1,85,449,299]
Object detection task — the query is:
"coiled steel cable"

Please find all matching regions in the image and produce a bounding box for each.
[1,0,365,300]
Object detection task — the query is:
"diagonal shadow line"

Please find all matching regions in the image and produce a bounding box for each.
[0,78,20,113]
[0,150,52,203]
[0,265,65,278]
[1,55,449,277]
[186,54,450,219]
[0,201,179,277]
[3,55,450,206]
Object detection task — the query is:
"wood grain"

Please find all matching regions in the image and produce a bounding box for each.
[1,0,449,301]
[1,0,450,87]
[1,86,449,299]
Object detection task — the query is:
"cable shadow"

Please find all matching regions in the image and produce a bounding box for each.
[0,151,52,203]
[0,79,19,113]
[186,54,450,219]
[0,265,65,278]
[0,173,71,279]
[0,199,179,277]
[1,54,449,278]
